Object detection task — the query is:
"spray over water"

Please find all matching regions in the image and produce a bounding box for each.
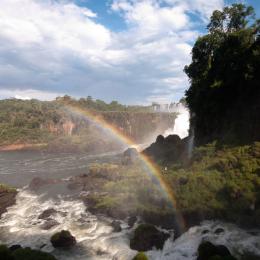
[163,104,190,139]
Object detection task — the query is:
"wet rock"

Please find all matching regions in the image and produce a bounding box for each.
[39,244,46,249]
[130,224,170,251]
[29,177,58,190]
[197,241,236,260]
[142,134,187,164]
[128,216,137,228]
[0,187,17,217]
[111,220,122,232]
[38,208,58,220]
[132,252,148,260]
[241,252,260,260]
[41,219,59,230]
[201,229,210,235]
[214,228,225,235]
[9,244,22,251]
[178,177,188,185]
[0,244,57,259]
[51,230,76,249]
[122,148,139,165]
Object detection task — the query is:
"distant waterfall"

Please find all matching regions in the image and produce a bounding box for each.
[163,104,190,139]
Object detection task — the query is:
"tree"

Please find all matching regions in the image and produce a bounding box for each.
[185,4,260,145]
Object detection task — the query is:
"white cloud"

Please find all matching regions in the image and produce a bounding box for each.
[0,0,224,103]
[0,89,63,100]
[159,0,224,20]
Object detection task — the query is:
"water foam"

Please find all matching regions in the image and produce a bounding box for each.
[163,105,190,139]
[0,188,136,260]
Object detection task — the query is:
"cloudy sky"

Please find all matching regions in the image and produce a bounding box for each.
[0,0,259,104]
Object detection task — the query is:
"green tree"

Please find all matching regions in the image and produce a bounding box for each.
[185,4,260,145]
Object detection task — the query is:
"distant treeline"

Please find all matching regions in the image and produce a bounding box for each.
[56,95,152,112]
[185,4,260,145]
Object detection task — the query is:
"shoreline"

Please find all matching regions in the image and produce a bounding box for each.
[0,143,48,152]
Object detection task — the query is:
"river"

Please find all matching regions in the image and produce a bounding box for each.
[0,150,260,260]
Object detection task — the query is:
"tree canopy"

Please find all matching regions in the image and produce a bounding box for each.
[185,4,260,145]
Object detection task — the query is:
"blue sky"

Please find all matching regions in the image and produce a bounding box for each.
[0,0,259,104]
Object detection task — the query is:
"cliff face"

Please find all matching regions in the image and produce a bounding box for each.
[42,111,176,143]
[0,99,176,151]
[100,112,176,143]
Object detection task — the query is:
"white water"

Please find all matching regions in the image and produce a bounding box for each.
[163,105,190,139]
[1,189,260,260]
[0,188,137,260]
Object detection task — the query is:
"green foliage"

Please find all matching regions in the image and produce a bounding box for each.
[56,95,152,112]
[0,245,57,260]
[166,142,260,225]
[0,98,172,151]
[84,142,260,227]
[12,248,56,260]
[185,3,260,145]
[132,252,149,260]
[0,184,16,193]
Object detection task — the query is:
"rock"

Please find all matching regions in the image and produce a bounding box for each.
[215,245,232,257]
[0,245,57,260]
[51,230,76,249]
[0,187,17,217]
[9,244,22,251]
[241,252,260,260]
[178,177,188,185]
[128,216,137,228]
[156,135,165,144]
[38,208,58,220]
[122,148,139,165]
[29,177,58,190]
[132,252,149,260]
[197,241,236,260]
[130,224,170,251]
[142,134,186,164]
[111,220,122,232]
[214,228,225,235]
[41,219,59,230]
[201,229,210,235]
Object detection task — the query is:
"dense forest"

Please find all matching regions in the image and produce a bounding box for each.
[185,4,260,145]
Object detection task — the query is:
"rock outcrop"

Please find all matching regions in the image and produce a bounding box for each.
[0,185,17,218]
[197,241,236,260]
[143,134,190,165]
[51,230,76,249]
[130,224,170,251]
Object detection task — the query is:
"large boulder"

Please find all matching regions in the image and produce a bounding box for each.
[197,241,236,260]
[122,148,139,165]
[50,230,76,249]
[41,219,59,230]
[38,208,58,220]
[142,134,187,164]
[111,220,122,232]
[130,224,170,251]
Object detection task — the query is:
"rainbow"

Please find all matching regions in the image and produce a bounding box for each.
[64,104,185,232]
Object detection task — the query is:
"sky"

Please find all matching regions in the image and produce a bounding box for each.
[0,0,259,104]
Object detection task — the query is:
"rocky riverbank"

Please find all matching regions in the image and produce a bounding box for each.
[0,184,17,217]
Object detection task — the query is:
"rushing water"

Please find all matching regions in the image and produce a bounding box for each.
[0,150,260,259]
[163,105,190,139]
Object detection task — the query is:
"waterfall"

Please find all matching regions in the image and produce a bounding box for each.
[163,104,190,139]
